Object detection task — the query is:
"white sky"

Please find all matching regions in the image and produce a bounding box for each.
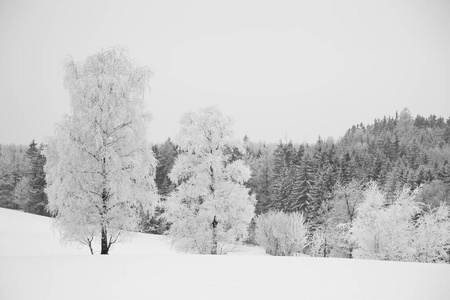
[1,0,449,145]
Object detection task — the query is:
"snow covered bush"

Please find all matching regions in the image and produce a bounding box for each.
[44,48,158,254]
[350,183,420,261]
[255,210,308,256]
[162,107,255,254]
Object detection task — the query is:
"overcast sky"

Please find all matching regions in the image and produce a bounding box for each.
[1,0,449,145]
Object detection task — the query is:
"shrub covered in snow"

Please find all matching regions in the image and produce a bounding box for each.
[255,210,308,256]
[351,182,450,263]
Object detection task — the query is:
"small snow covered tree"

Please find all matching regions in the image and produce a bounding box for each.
[413,203,450,263]
[13,176,31,210]
[325,180,364,258]
[163,107,255,254]
[44,48,158,255]
[350,183,420,261]
[308,228,327,257]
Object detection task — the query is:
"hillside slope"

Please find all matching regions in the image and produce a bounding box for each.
[0,208,449,300]
[0,208,176,257]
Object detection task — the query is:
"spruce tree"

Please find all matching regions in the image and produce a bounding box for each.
[269,142,296,211]
[438,160,450,184]
[309,165,336,225]
[153,139,178,197]
[339,152,354,185]
[11,141,49,215]
[289,155,314,216]
[27,143,49,216]
[252,145,273,215]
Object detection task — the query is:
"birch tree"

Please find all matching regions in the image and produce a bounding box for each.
[44,48,158,255]
[163,107,255,254]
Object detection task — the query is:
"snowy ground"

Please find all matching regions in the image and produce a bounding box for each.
[1,208,450,300]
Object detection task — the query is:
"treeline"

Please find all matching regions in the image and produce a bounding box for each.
[244,109,450,219]
[145,109,450,239]
[1,109,450,229]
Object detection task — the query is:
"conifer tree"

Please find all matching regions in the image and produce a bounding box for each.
[438,160,450,184]
[269,142,296,211]
[153,139,178,196]
[309,165,336,224]
[251,145,273,215]
[339,152,354,185]
[27,143,49,216]
[377,160,390,188]
[139,139,178,234]
[289,155,314,216]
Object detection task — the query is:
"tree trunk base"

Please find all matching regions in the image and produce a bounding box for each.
[211,216,218,255]
[101,227,109,255]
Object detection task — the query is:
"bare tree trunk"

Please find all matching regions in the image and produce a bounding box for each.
[323,238,327,257]
[100,186,109,255]
[101,226,109,254]
[211,216,218,255]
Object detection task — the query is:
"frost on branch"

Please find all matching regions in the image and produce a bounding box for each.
[44,47,158,255]
[163,107,255,254]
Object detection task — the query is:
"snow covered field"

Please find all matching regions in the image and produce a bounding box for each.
[1,208,450,300]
